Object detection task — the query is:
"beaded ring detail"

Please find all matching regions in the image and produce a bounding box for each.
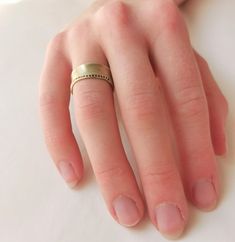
[70,63,114,94]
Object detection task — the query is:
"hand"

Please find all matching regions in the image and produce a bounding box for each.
[39,0,228,239]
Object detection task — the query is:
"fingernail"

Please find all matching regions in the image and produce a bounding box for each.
[193,179,217,211]
[113,196,141,227]
[155,203,185,239]
[58,161,78,188]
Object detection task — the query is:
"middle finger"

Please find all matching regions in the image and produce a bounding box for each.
[96,2,188,238]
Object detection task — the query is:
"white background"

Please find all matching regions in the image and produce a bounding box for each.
[0,0,234,241]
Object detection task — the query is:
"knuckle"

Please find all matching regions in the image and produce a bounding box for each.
[47,31,66,54]
[190,143,213,162]
[39,92,63,109]
[95,0,130,33]
[175,85,207,119]
[125,91,159,120]
[178,96,206,119]
[67,18,91,41]
[75,88,107,120]
[45,132,64,147]
[150,0,183,34]
[142,164,177,186]
[95,165,127,182]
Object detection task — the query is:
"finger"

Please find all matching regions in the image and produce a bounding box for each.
[148,1,219,210]
[195,52,229,156]
[39,33,83,187]
[67,23,144,227]
[96,2,188,238]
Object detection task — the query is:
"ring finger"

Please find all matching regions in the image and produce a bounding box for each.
[148,1,219,210]
[67,25,144,227]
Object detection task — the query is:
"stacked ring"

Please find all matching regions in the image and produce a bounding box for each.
[70,63,114,94]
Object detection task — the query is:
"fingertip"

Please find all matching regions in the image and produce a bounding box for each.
[214,144,227,157]
[113,195,144,227]
[58,160,83,188]
[192,179,218,211]
[155,203,186,239]
[67,179,81,189]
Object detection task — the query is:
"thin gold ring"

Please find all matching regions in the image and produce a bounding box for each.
[70,63,114,94]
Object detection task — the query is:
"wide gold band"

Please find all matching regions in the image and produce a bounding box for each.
[70,63,114,94]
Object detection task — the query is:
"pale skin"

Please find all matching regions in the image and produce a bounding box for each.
[39,0,228,239]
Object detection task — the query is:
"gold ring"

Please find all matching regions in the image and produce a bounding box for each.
[70,63,114,94]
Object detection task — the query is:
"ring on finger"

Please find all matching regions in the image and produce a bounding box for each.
[70,63,114,94]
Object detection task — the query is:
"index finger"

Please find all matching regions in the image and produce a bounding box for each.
[39,33,83,187]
